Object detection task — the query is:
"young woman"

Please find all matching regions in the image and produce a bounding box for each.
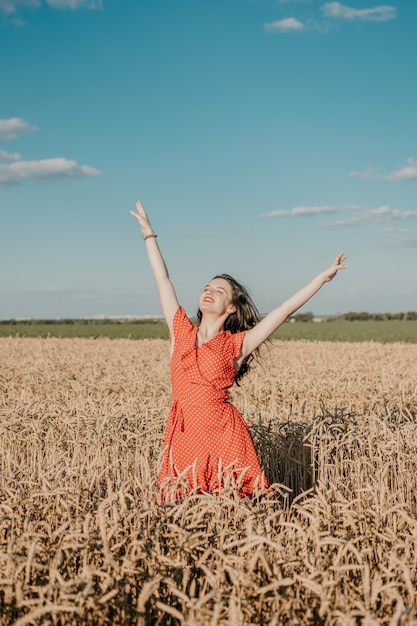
[131,201,348,501]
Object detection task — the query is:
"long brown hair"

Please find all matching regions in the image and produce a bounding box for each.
[197,274,261,384]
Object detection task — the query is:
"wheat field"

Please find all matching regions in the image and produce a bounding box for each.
[1,336,417,625]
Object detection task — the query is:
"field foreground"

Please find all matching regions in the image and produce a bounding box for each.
[1,337,417,625]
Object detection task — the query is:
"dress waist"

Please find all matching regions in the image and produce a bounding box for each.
[172,388,229,407]
[169,389,229,433]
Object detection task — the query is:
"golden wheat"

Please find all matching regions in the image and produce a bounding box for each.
[0,337,416,625]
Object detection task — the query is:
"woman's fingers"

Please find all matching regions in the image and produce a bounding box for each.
[335,252,348,266]
[131,201,149,222]
[136,200,147,216]
[130,210,141,221]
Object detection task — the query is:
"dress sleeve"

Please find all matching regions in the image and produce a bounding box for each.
[230,330,246,359]
[171,306,194,343]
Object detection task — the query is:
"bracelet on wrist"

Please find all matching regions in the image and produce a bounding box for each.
[143,233,157,240]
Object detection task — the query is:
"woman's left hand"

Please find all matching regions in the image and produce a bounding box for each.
[322,252,348,282]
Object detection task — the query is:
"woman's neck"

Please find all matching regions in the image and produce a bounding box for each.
[197,316,225,346]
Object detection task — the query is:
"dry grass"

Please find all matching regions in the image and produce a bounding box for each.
[1,337,417,625]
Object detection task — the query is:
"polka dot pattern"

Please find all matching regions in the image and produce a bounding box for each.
[158,307,270,500]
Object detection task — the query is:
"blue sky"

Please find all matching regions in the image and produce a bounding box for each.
[1,0,416,319]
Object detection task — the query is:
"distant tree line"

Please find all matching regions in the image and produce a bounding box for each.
[0,318,165,325]
[333,311,417,321]
[291,312,316,322]
[290,311,417,322]
[1,312,417,324]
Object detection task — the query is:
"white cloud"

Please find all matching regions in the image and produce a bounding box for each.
[368,205,391,217]
[325,215,366,227]
[344,203,361,210]
[399,211,417,219]
[0,117,101,186]
[261,205,336,217]
[0,117,37,141]
[0,0,101,13]
[325,205,417,228]
[0,158,101,186]
[386,158,417,182]
[45,0,102,9]
[374,206,417,221]
[264,17,304,32]
[263,2,396,35]
[0,0,39,14]
[382,237,417,248]
[349,165,377,180]
[0,150,21,161]
[383,227,407,233]
[321,2,396,22]
[350,158,417,182]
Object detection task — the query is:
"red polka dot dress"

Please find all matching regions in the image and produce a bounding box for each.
[158,307,270,501]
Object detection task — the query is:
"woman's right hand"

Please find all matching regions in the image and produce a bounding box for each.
[130,201,155,238]
[130,200,179,334]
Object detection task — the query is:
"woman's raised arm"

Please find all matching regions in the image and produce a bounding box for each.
[240,253,348,363]
[130,201,179,334]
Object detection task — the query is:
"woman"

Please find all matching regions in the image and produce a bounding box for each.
[131,201,348,501]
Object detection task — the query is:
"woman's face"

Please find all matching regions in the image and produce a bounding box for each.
[198,277,236,316]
